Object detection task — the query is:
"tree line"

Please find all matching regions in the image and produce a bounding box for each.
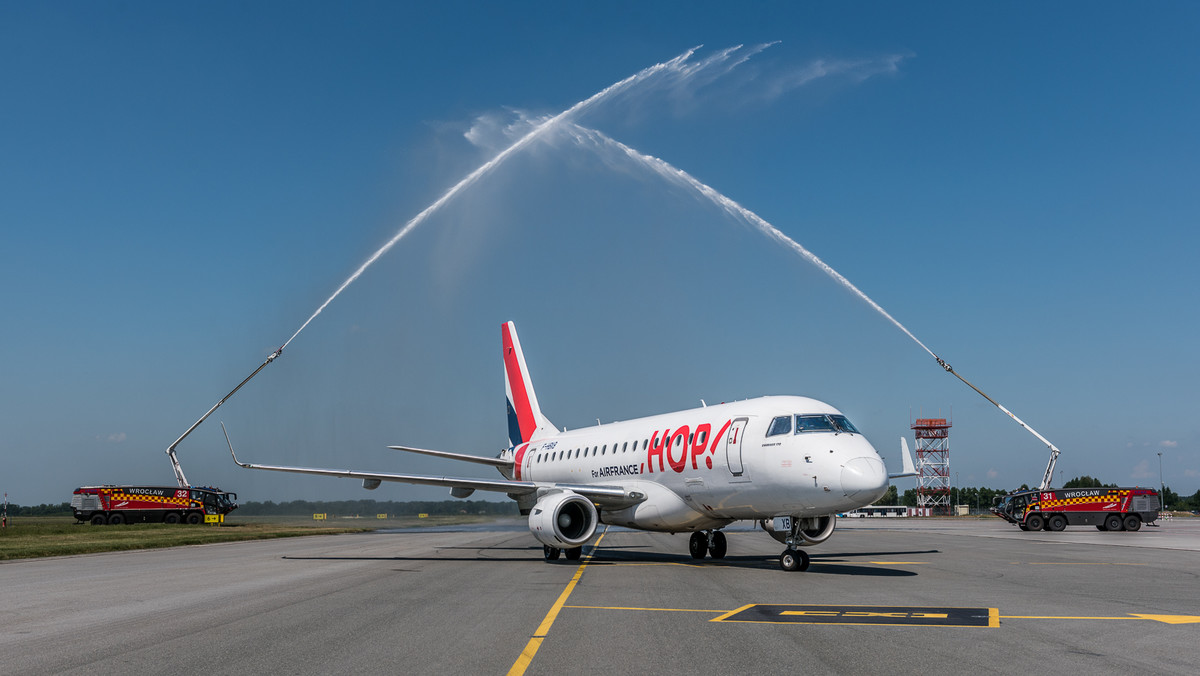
[7,477,1200,518]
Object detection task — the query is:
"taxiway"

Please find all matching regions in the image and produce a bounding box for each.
[3,518,1198,675]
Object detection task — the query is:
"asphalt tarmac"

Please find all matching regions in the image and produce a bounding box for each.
[3,517,1198,675]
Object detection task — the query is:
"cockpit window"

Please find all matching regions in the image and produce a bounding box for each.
[794,414,861,434]
[829,415,860,434]
[766,416,792,437]
[795,415,837,433]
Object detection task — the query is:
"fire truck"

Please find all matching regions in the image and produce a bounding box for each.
[992,487,1160,532]
[70,347,282,526]
[72,485,237,525]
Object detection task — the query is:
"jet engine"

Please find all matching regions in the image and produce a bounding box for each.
[760,514,837,546]
[528,491,598,549]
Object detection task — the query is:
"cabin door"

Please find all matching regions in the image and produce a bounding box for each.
[725,417,750,481]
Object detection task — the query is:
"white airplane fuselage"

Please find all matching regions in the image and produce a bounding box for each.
[509,394,889,532]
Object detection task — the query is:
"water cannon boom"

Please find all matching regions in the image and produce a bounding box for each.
[165,346,284,487]
[933,353,1061,491]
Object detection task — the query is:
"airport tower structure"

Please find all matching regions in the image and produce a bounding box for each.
[913,418,951,516]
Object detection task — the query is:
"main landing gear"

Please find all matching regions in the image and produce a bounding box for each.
[688,530,727,560]
[544,545,583,561]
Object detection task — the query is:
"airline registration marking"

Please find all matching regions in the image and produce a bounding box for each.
[712,604,998,628]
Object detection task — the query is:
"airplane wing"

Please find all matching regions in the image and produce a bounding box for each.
[889,437,919,479]
[387,444,513,469]
[223,426,644,509]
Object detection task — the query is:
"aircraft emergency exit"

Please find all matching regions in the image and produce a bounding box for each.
[230,322,912,571]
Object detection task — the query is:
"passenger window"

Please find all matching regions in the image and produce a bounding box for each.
[767,416,792,437]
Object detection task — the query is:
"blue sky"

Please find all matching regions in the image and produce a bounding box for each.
[3,2,1197,505]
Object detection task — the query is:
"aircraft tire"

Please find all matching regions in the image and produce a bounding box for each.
[1048,515,1067,532]
[1123,515,1141,532]
[564,547,582,561]
[709,531,727,560]
[543,545,561,561]
[1104,514,1124,531]
[688,532,707,559]
[1025,514,1044,531]
[89,514,107,526]
[779,548,809,572]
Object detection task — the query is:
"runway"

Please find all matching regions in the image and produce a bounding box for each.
[3,518,1199,675]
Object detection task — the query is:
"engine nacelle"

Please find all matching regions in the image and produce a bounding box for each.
[528,491,598,548]
[759,514,837,546]
[797,515,836,544]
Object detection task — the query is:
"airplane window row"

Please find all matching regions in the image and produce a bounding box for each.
[532,429,711,464]
[766,414,861,437]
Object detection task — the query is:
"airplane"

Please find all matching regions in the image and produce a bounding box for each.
[229,321,916,571]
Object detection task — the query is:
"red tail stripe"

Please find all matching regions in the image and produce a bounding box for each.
[503,324,537,443]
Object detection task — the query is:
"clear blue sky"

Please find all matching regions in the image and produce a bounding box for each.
[3,2,1197,506]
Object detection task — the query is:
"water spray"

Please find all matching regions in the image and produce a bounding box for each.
[160,47,764,474]
[280,45,759,353]
[566,124,1063,489]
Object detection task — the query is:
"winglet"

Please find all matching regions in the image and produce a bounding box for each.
[222,422,249,468]
[889,437,918,479]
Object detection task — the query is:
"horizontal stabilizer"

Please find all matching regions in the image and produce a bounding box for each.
[387,445,513,468]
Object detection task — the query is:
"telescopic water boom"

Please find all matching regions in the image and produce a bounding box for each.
[932,354,1061,491]
[164,346,284,487]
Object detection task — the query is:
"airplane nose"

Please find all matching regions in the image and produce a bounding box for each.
[841,456,888,503]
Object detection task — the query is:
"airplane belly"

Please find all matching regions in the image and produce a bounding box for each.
[602,480,728,532]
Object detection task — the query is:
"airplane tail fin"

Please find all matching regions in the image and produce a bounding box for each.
[889,437,919,479]
[502,322,555,447]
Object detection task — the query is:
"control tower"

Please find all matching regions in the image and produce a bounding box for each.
[913,418,951,516]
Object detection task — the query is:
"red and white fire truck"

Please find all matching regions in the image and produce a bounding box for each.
[992,487,1160,532]
[71,485,237,525]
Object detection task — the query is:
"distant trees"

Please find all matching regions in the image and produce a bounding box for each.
[1062,476,1118,489]
[5,502,73,517]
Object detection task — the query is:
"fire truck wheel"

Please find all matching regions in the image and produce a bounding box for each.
[108,513,125,525]
[1122,515,1141,532]
[89,514,107,526]
[1048,515,1067,532]
[185,513,203,525]
[1096,524,1108,531]
[1104,514,1124,531]
[1025,514,1044,531]
[164,513,181,524]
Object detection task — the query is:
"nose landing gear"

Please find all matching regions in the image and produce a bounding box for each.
[688,530,728,560]
[779,548,810,572]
